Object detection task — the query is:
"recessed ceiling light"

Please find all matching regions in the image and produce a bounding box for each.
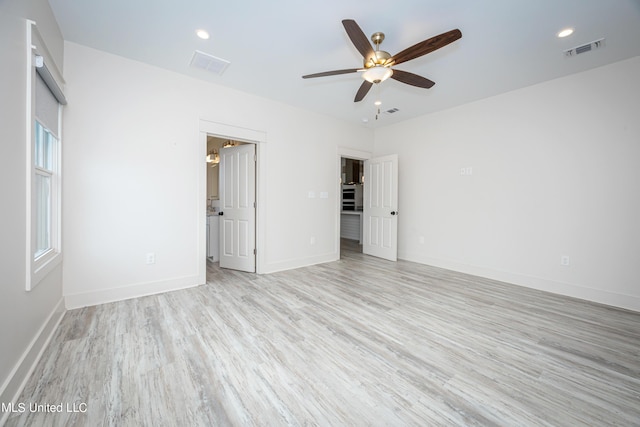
[362,118,369,123]
[557,28,574,38]
[374,100,382,106]
[196,29,210,40]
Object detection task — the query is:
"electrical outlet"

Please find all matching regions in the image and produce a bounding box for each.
[310,236,316,246]
[560,255,570,266]
[419,236,425,244]
[146,253,155,264]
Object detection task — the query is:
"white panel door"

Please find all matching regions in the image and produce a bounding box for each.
[219,144,256,272]
[363,154,398,261]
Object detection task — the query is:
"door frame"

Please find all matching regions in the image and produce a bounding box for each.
[199,120,266,279]
[336,147,372,258]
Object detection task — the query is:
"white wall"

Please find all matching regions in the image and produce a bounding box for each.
[0,0,66,418]
[62,42,373,308]
[374,56,640,311]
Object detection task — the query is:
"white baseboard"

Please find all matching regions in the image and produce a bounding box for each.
[400,251,640,313]
[262,252,339,274]
[0,298,65,427]
[64,274,203,309]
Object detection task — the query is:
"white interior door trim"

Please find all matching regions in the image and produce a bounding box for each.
[200,119,266,144]
[199,119,267,275]
[338,147,372,160]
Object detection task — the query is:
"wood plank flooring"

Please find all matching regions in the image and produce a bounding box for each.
[5,240,640,426]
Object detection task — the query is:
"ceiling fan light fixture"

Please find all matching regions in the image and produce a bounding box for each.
[363,66,393,84]
[302,20,461,103]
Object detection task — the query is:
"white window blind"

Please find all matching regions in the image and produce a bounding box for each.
[35,73,59,136]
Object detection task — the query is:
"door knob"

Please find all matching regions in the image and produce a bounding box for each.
[218,211,224,216]
[391,211,397,215]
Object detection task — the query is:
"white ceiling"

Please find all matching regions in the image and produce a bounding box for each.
[49,0,640,127]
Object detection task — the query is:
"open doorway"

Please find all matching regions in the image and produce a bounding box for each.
[339,157,365,256]
[199,119,265,281]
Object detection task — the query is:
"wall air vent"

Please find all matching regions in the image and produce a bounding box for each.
[190,50,230,75]
[564,38,605,58]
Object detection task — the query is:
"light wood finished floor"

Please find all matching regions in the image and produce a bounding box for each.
[6,240,640,426]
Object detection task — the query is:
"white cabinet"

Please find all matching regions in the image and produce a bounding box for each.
[340,212,363,243]
[206,215,219,261]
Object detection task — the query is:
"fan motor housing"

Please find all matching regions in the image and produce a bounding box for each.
[364,50,393,68]
[364,32,394,68]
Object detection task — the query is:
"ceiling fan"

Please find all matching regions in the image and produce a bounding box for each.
[302,19,462,102]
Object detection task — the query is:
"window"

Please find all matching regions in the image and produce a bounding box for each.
[34,119,58,259]
[27,21,66,290]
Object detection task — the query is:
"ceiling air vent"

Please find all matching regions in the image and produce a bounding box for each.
[564,38,605,58]
[190,50,230,75]
[385,107,400,114]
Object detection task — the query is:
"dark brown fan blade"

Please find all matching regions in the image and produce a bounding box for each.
[342,19,374,61]
[391,29,462,66]
[390,69,435,88]
[354,80,373,102]
[302,68,360,79]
